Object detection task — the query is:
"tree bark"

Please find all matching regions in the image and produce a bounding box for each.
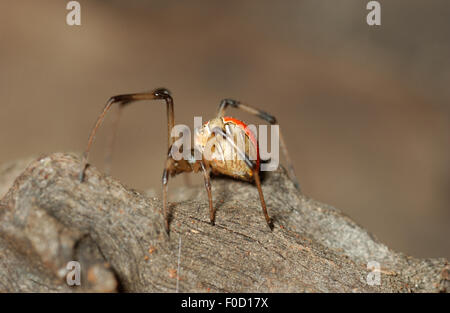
[0,153,448,292]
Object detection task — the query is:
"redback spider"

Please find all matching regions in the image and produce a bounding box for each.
[79,88,300,233]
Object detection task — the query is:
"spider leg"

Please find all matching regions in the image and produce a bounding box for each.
[254,170,274,230]
[162,167,170,234]
[210,127,273,230]
[217,99,300,191]
[199,161,215,225]
[79,88,174,182]
[162,161,214,232]
[104,102,124,175]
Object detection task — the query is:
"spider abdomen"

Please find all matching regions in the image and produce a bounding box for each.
[195,117,260,181]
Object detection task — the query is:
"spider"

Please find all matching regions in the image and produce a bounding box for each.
[78,88,299,233]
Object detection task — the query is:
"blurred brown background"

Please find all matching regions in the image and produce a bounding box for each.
[1,0,449,258]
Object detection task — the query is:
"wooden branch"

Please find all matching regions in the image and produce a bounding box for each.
[0,153,448,292]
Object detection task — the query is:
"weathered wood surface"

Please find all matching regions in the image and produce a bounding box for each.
[0,153,448,292]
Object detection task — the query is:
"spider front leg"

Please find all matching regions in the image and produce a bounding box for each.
[79,88,174,182]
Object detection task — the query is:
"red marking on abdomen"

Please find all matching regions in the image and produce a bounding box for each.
[222,116,260,171]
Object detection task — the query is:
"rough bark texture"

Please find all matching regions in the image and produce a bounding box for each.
[0,153,448,292]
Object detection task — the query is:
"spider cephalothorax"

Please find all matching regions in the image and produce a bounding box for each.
[79,88,299,233]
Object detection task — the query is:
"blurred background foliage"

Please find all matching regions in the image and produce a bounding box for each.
[0,0,449,258]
